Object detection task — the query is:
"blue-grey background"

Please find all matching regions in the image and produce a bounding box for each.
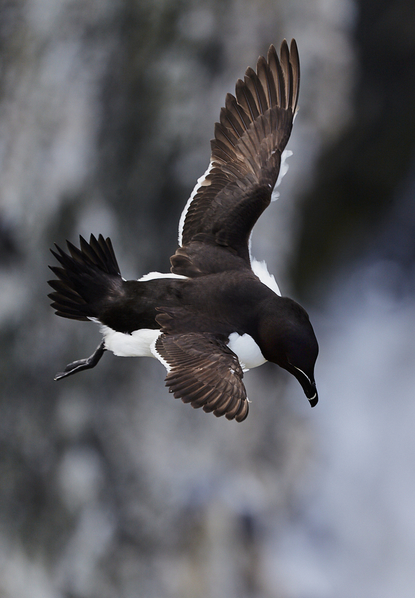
[1,0,415,596]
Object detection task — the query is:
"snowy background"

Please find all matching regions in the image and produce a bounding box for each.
[1,0,415,596]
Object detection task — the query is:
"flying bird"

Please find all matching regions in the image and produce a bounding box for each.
[48,39,319,422]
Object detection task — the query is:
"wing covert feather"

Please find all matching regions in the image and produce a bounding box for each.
[154,332,249,422]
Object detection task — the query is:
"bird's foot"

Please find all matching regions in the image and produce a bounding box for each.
[54,341,106,380]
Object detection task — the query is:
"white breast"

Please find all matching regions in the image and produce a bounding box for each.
[227,332,266,371]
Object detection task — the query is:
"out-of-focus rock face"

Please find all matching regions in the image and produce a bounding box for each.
[11,0,415,597]
[290,0,415,300]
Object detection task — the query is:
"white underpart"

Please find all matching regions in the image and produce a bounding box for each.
[100,325,161,358]
[98,323,172,372]
[95,322,266,376]
[251,258,281,295]
[228,332,266,372]
[178,161,214,246]
[271,148,292,201]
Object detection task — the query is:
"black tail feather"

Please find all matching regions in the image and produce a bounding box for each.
[48,234,123,321]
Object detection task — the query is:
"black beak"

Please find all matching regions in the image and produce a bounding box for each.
[307,386,318,408]
[286,364,319,408]
[302,379,318,407]
[298,374,318,407]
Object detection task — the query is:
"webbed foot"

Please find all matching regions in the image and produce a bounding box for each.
[54,341,106,380]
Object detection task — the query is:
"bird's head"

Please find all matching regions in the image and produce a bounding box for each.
[258,296,319,407]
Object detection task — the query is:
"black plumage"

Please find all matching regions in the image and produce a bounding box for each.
[48,40,319,422]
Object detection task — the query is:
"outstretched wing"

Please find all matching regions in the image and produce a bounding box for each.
[173,39,299,274]
[152,332,249,422]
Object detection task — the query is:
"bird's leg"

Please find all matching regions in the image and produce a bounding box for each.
[54,341,106,381]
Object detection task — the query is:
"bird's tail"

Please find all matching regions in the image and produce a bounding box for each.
[48,234,122,321]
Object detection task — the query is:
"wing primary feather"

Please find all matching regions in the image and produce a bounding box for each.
[279,39,291,109]
[244,66,267,115]
[235,79,259,122]
[214,122,238,149]
[289,39,300,112]
[225,93,251,131]
[267,44,286,109]
[220,108,245,139]
[257,55,277,109]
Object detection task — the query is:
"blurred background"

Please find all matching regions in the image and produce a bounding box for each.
[0,0,415,596]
